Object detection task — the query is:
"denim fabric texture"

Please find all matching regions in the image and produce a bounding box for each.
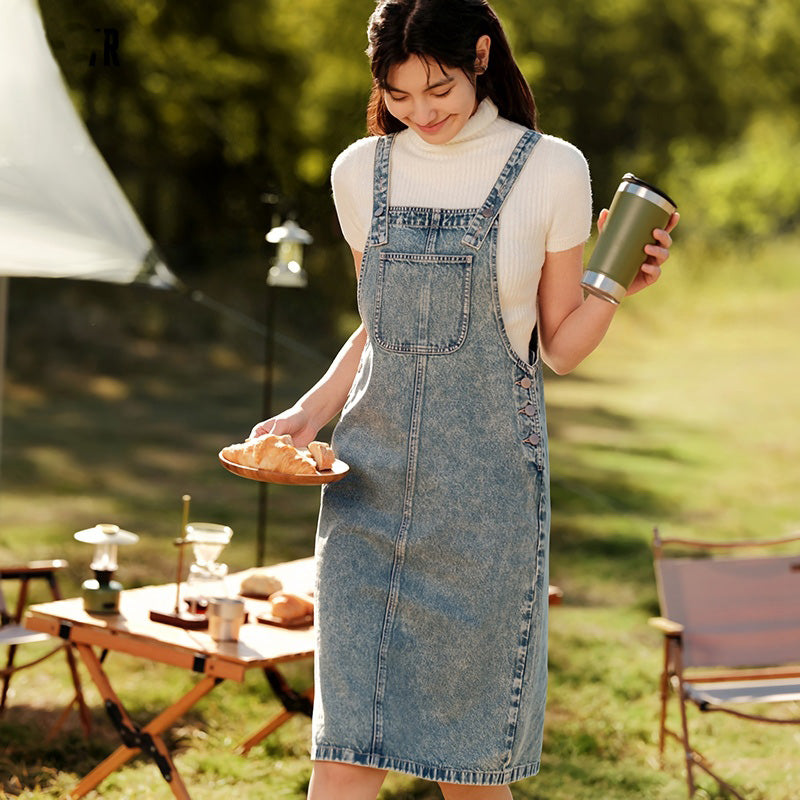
[312,129,551,785]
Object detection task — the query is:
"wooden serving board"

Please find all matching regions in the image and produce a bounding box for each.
[257,612,314,629]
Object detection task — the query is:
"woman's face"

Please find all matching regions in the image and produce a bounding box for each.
[383,55,479,144]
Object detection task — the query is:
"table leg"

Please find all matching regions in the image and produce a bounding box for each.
[237,666,314,755]
[45,644,92,742]
[66,643,93,737]
[68,643,219,800]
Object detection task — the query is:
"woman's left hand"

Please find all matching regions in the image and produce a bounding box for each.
[596,209,680,296]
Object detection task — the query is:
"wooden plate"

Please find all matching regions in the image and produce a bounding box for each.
[218,452,349,485]
[239,590,276,601]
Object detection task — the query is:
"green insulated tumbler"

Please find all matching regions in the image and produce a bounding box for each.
[581,173,677,304]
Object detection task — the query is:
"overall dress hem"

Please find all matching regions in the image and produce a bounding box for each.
[311,744,541,786]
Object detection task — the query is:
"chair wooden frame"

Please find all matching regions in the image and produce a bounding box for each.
[649,528,800,798]
[1,560,91,737]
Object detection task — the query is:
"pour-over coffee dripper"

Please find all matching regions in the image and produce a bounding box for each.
[184,523,233,611]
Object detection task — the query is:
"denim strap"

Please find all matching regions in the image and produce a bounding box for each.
[462,130,542,250]
[366,133,396,248]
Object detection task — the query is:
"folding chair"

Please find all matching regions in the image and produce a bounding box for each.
[1,560,91,737]
[649,529,800,798]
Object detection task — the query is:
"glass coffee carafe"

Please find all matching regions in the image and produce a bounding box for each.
[183,523,233,612]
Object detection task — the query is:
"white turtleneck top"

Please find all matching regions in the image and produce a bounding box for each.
[331,99,592,361]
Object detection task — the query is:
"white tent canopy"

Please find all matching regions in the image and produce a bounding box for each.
[0,0,178,476]
[0,0,173,287]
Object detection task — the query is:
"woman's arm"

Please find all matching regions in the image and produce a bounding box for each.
[538,213,678,375]
[250,250,366,446]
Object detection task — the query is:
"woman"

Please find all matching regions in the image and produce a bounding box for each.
[251,1,678,798]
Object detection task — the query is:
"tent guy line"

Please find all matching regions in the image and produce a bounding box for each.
[186,285,330,367]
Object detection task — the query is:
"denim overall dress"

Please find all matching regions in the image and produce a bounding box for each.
[312,129,550,785]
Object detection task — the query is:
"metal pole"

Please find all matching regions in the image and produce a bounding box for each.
[255,284,276,566]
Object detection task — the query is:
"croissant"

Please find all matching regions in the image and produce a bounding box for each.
[308,440,336,470]
[222,433,317,475]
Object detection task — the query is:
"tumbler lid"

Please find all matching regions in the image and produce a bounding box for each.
[620,173,677,213]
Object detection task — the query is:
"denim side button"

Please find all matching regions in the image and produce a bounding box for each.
[520,404,536,416]
[516,377,532,389]
[523,434,540,446]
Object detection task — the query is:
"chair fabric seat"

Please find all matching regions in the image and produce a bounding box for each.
[1,559,91,737]
[0,624,52,647]
[651,530,800,799]
[686,677,800,707]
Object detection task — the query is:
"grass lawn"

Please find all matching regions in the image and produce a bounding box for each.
[1,238,799,798]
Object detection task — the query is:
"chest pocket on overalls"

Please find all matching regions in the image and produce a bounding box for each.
[374,252,473,355]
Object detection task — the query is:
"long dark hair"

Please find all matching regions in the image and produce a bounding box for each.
[365,0,538,135]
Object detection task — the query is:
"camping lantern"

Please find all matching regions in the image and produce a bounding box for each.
[265,218,311,288]
[74,523,139,614]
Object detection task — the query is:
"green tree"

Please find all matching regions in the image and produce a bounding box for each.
[32,0,800,338]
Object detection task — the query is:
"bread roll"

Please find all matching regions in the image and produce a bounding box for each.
[269,591,314,622]
[239,571,282,597]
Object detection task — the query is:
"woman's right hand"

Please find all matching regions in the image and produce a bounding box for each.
[249,405,320,448]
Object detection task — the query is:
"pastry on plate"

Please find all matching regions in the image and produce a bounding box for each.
[222,433,317,475]
[308,440,336,470]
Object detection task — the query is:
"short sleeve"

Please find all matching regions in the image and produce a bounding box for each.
[331,137,377,253]
[544,138,593,253]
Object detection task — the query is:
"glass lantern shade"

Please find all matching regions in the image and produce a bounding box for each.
[91,541,118,572]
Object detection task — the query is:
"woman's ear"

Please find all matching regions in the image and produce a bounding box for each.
[474,34,491,70]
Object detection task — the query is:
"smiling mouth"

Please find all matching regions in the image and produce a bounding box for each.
[417,116,450,133]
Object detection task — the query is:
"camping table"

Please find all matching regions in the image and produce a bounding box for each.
[24,557,316,800]
[24,556,563,799]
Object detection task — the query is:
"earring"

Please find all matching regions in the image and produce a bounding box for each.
[474,61,487,75]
